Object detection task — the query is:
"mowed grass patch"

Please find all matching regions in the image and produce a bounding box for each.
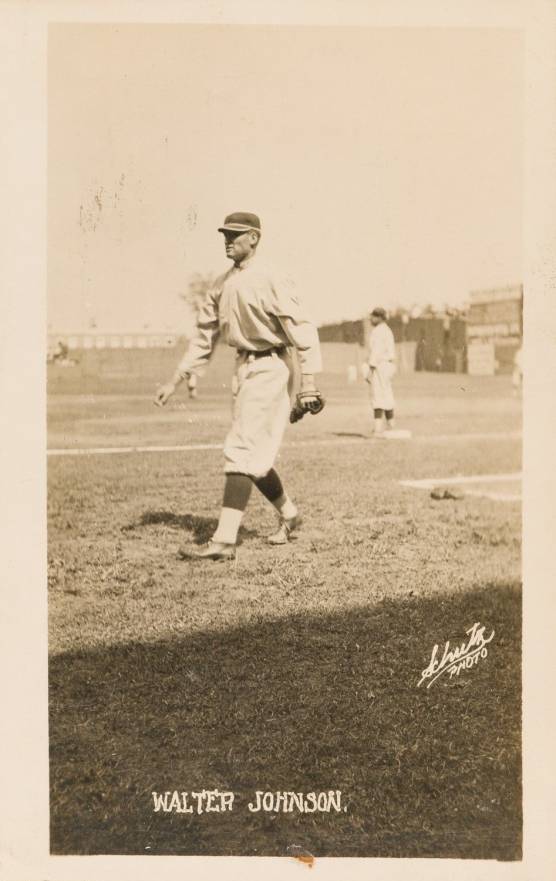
[48,438,521,653]
[48,373,521,857]
[49,582,521,858]
[47,369,521,450]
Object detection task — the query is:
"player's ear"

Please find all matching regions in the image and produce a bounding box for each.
[249,231,260,246]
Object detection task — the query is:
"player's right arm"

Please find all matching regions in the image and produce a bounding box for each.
[154,289,220,407]
[367,328,378,369]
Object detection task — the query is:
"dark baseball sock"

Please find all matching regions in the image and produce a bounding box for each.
[253,468,284,503]
[385,409,394,420]
[374,408,384,418]
[254,469,297,519]
[222,473,253,510]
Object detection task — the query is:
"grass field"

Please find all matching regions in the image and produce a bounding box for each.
[48,346,522,859]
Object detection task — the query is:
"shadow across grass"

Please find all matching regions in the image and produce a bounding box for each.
[49,582,521,859]
[122,510,258,544]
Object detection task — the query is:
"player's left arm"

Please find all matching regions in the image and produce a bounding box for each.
[388,326,396,362]
[269,273,322,371]
[269,273,325,420]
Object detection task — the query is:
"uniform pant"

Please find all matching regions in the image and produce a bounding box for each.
[224,350,294,479]
[369,361,396,411]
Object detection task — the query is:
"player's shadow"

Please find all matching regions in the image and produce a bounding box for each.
[122,510,258,543]
[332,431,368,439]
[49,582,521,860]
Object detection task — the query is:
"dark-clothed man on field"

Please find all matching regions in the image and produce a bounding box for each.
[155,212,324,560]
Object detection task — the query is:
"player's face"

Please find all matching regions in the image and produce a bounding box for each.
[370,315,381,326]
[222,230,258,264]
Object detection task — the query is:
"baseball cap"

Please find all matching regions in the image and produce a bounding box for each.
[218,212,261,233]
[371,307,387,319]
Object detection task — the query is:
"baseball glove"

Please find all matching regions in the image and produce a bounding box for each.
[290,390,326,423]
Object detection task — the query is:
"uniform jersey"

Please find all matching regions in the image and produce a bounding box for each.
[368,322,396,411]
[368,321,396,368]
[177,256,322,376]
[176,254,322,479]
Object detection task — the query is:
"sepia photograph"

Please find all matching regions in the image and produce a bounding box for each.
[2,1,556,879]
[46,19,522,860]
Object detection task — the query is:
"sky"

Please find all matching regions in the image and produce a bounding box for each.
[48,24,523,333]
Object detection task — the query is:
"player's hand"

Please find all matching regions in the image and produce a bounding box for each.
[154,382,176,407]
[290,390,326,423]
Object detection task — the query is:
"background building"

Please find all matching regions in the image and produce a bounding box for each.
[466,285,523,375]
[319,312,467,374]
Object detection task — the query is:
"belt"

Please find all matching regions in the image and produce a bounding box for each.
[237,346,285,359]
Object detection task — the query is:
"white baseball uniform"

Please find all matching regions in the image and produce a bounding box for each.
[176,255,322,479]
[368,322,396,410]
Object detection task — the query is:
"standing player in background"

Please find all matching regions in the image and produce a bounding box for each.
[154,212,324,561]
[186,373,198,399]
[512,345,523,394]
[366,307,396,436]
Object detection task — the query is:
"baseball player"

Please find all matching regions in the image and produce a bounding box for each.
[512,345,522,394]
[366,307,396,436]
[186,373,198,399]
[154,211,324,561]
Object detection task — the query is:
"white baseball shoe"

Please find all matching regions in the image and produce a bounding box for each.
[178,541,236,561]
[267,514,303,545]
